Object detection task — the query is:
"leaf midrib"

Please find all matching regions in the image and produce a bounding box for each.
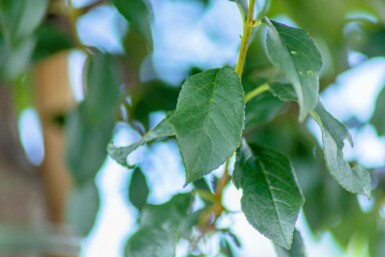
[256,158,289,247]
[190,70,220,173]
[322,130,369,195]
[279,42,304,101]
[268,21,317,109]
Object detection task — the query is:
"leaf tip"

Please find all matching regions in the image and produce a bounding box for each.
[261,16,270,25]
[107,142,136,169]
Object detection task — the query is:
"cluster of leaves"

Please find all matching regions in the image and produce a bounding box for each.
[1,0,385,256]
[108,1,373,256]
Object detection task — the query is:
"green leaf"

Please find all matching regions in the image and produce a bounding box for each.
[0,227,80,255]
[312,103,371,197]
[193,177,212,193]
[133,81,179,128]
[66,106,115,184]
[0,37,35,81]
[220,237,234,257]
[371,85,385,136]
[179,210,204,239]
[171,0,211,7]
[107,115,174,168]
[193,178,214,205]
[169,67,245,183]
[313,102,352,148]
[268,83,371,197]
[229,0,248,20]
[0,0,48,47]
[222,230,242,248]
[264,17,322,122]
[112,0,152,42]
[32,23,74,62]
[128,167,149,211]
[82,55,121,122]
[125,194,192,257]
[65,181,100,236]
[361,28,385,58]
[269,83,298,102]
[234,141,304,249]
[66,52,121,185]
[274,230,306,257]
[245,90,284,132]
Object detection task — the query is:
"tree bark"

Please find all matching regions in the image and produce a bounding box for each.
[0,51,78,257]
[0,84,48,257]
[33,51,74,224]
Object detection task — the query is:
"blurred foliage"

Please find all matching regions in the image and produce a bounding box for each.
[128,167,149,211]
[66,51,121,185]
[65,180,100,236]
[0,0,385,256]
[371,85,385,136]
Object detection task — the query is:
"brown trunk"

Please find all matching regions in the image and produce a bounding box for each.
[0,51,79,257]
[0,84,48,225]
[33,51,74,224]
[0,83,48,257]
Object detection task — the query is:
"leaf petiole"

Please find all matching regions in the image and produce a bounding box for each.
[244,82,270,103]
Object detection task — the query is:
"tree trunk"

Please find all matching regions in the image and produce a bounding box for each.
[0,84,48,257]
[0,51,78,257]
[33,51,74,224]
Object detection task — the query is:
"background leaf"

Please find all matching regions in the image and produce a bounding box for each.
[112,0,152,42]
[0,37,35,80]
[312,103,371,197]
[193,177,214,205]
[220,237,235,257]
[274,230,306,257]
[0,0,48,47]
[125,194,192,257]
[65,181,100,236]
[169,67,245,183]
[264,17,322,121]
[234,141,304,249]
[371,85,385,136]
[32,22,74,62]
[128,167,149,211]
[269,83,298,102]
[361,28,385,58]
[266,82,371,197]
[133,81,179,128]
[66,52,121,185]
[245,90,284,132]
[171,0,211,7]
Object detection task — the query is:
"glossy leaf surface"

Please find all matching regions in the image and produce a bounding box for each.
[264,17,322,121]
